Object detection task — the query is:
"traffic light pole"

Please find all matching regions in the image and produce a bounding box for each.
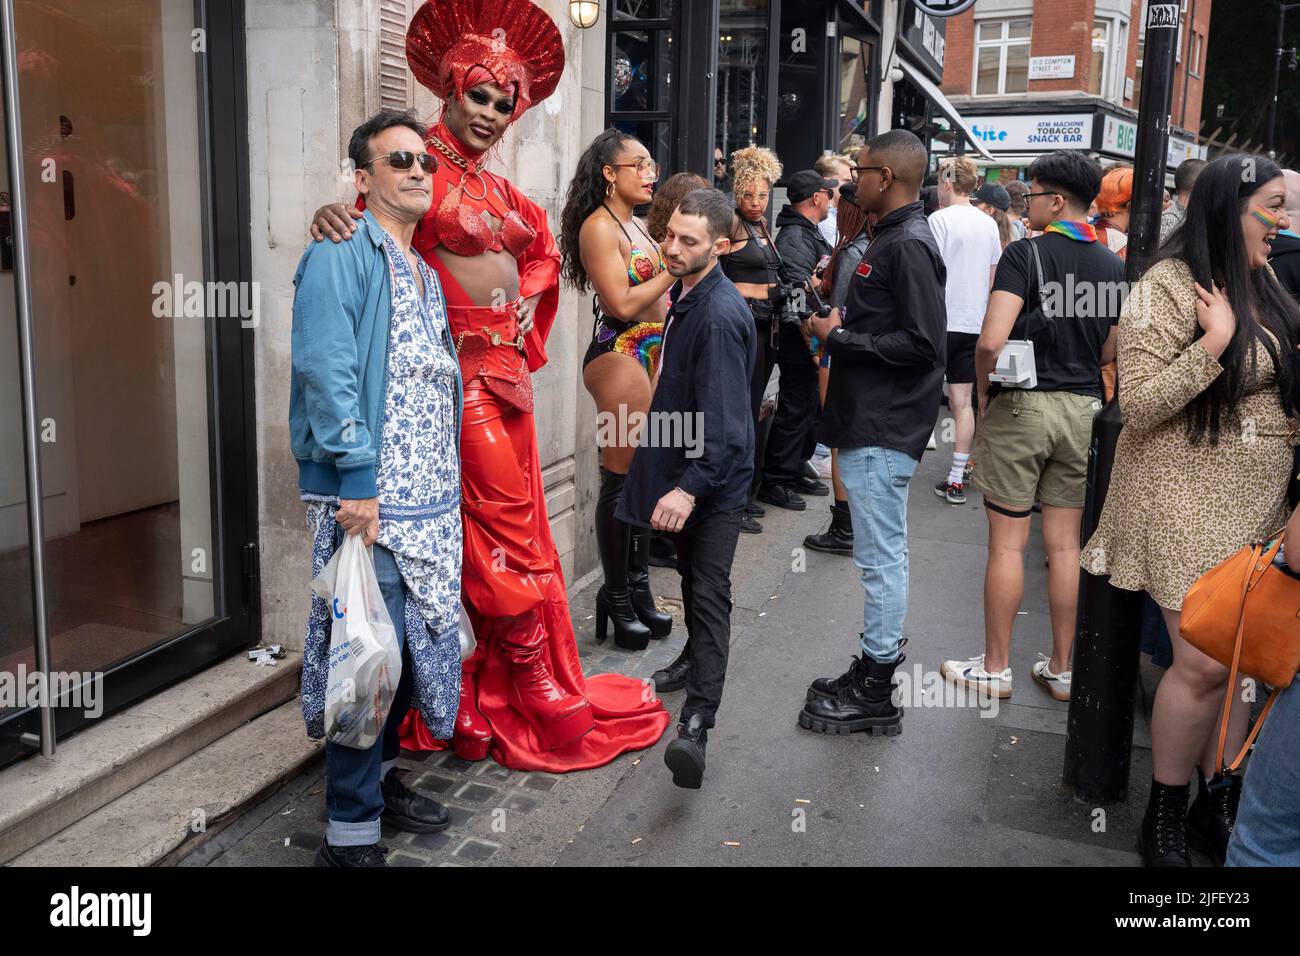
[1266,3,1300,157]
[1063,2,1180,804]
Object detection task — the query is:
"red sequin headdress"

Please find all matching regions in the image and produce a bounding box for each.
[406,0,565,123]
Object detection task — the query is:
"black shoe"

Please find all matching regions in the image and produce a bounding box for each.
[1138,779,1191,867]
[647,532,678,569]
[793,475,830,497]
[757,483,806,511]
[745,500,766,517]
[664,715,708,789]
[806,652,869,702]
[803,501,853,555]
[380,767,451,833]
[798,654,904,735]
[596,587,652,650]
[652,650,691,693]
[1186,771,1242,865]
[628,525,672,638]
[313,839,390,867]
[740,514,763,534]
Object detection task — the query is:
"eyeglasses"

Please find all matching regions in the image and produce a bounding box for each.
[1024,191,1060,200]
[362,150,438,174]
[849,165,886,183]
[714,157,726,166]
[610,160,661,181]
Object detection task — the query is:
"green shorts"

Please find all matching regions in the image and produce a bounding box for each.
[973,389,1102,511]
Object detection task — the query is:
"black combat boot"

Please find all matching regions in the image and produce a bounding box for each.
[1138,779,1191,867]
[798,653,904,735]
[803,500,853,556]
[1185,770,1243,865]
[594,468,651,650]
[664,714,708,789]
[806,638,905,702]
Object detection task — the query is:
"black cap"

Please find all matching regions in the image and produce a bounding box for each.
[973,182,1011,212]
[838,180,859,205]
[785,170,838,203]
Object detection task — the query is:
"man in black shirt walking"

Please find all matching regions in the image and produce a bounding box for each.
[618,188,756,789]
[798,129,946,736]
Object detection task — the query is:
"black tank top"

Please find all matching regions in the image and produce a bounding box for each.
[721,217,779,287]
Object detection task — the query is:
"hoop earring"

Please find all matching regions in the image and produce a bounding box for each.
[606,181,615,198]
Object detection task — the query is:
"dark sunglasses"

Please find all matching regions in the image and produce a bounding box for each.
[849,165,886,183]
[362,150,438,174]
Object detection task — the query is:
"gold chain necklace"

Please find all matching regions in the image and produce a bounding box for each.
[426,134,478,173]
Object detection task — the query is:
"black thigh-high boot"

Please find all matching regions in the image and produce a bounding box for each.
[628,523,673,638]
[594,468,651,650]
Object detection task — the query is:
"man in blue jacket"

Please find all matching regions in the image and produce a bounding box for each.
[290,109,463,867]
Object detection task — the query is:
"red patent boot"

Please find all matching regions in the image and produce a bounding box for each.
[501,614,594,751]
[451,645,492,761]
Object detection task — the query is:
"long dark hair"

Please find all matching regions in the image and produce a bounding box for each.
[647,171,709,243]
[821,193,868,297]
[560,127,636,292]
[1154,154,1300,444]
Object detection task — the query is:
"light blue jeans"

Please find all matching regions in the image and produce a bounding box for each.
[837,446,917,663]
[1226,678,1300,866]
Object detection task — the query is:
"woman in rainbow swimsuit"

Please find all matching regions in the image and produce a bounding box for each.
[559,129,676,652]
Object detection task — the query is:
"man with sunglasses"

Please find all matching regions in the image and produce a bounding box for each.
[291,109,463,866]
[799,129,946,737]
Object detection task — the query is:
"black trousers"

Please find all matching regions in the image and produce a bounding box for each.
[673,507,743,729]
[763,321,821,486]
[748,314,778,498]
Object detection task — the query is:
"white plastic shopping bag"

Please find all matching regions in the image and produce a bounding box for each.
[458,601,477,661]
[311,533,402,749]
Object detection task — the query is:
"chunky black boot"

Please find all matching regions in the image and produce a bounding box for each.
[664,714,708,789]
[1186,770,1242,865]
[807,639,906,702]
[652,648,691,693]
[313,841,389,867]
[627,524,672,638]
[798,654,904,735]
[594,468,651,651]
[1138,779,1191,867]
[380,767,451,833]
[803,500,853,556]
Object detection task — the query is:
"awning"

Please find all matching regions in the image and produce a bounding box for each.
[896,56,995,162]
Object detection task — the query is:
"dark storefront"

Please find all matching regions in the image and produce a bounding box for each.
[606,0,886,187]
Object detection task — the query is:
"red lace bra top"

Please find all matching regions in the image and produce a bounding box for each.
[426,123,536,259]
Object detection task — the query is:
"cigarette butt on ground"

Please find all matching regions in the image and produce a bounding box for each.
[794,798,811,804]
[631,837,642,845]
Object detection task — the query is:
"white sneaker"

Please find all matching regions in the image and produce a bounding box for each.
[1031,655,1072,701]
[941,654,1012,699]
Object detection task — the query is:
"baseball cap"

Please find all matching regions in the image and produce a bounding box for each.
[972,182,1011,212]
[785,170,838,203]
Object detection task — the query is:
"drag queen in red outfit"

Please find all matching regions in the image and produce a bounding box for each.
[311,0,669,771]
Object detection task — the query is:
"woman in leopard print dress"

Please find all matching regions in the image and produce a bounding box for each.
[1081,156,1300,866]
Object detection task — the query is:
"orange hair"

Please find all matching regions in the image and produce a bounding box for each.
[1096,166,1134,217]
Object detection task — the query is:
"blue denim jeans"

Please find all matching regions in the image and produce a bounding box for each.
[837,446,917,663]
[1226,678,1300,866]
[324,525,414,847]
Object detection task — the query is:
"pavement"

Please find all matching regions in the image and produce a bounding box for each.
[192,422,1161,867]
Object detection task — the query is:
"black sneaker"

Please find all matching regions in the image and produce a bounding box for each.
[745,500,766,517]
[933,481,966,504]
[380,767,451,833]
[664,715,708,789]
[740,514,763,534]
[313,840,390,867]
[757,484,807,511]
[652,650,691,693]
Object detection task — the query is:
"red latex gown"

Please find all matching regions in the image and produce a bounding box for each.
[396,122,670,770]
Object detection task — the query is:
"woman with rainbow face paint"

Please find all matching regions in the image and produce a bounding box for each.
[1081,154,1300,868]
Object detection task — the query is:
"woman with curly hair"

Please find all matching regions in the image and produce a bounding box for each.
[647,171,709,243]
[559,128,675,649]
[720,145,784,534]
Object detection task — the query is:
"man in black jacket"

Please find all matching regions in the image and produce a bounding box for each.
[757,170,836,511]
[618,188,756,790]
[797,129,947,737]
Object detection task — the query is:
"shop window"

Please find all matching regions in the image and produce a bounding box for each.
[1088,17,1127,103]
[613,0,674,19]
[717,0,770,156]
[973,17,1031,96]
[612,29,673,113]
[837,36,873,152]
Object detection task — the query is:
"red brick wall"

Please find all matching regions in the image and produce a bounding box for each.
[1029,0,1093,95]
